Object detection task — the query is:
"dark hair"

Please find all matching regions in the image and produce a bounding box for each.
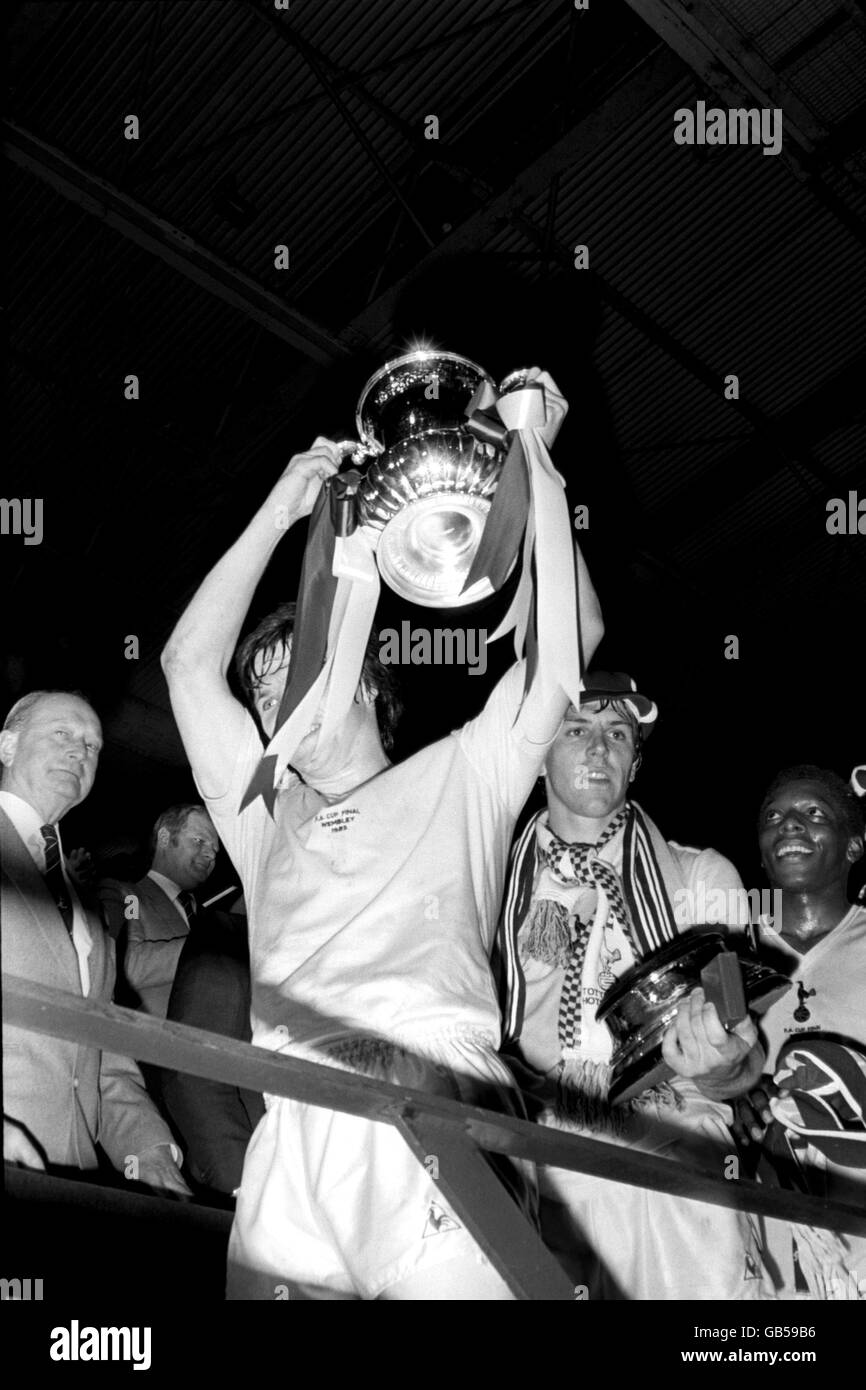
[758,764,865,840]
[234,602,403,753]
[149,804,209,860]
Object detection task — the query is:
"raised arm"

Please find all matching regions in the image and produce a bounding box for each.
[161,439,341,796]
[518,540,604,745]
[512,368,604,744]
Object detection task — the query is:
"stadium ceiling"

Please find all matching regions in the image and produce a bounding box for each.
[5,0,865,775]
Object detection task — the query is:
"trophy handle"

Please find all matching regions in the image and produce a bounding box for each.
[498,367,533,395]
[333,438,382,466]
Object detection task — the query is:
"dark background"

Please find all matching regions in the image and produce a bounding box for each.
[4,0,865,898]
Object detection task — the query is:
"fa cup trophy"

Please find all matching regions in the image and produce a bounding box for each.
[334,348,532,607]
[242,345,581,807]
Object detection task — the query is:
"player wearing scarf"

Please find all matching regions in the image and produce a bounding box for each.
[495,671,768,1299]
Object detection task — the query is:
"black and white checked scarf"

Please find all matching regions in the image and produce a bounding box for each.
[495,803,680,1124]
[540,808,632,1058]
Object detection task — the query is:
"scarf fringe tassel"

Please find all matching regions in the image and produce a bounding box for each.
[792,1225,857,1300]
[554,1057,630,1136]
[522,899,572,967]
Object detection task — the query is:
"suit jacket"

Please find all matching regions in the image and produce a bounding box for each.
[1,808,175,1171]
[99,874,190,1018]
[157,913,264,1198]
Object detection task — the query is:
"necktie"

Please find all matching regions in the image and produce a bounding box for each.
[177,889,197,922]
[41,824,74,935]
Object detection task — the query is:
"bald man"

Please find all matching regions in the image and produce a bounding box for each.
[1,689,189,1195]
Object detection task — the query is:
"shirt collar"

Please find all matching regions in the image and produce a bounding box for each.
[756,903,860,955]
[148,868,182,901]
[0,790,61,863]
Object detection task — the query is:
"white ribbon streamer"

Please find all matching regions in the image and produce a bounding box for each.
[260,528,380,788]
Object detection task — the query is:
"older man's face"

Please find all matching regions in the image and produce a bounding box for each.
[157,809,219,890]
[545,702,638,823]
[0,694,103,823]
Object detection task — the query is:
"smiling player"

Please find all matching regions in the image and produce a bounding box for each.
[735,765,866,1298]
[495,669,768,1299]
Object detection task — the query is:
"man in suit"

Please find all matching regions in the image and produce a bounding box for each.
[156,901,265,1203]
[1,688,189,1194]
[100,804,219,1017]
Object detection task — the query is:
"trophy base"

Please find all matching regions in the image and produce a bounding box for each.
[376,493,504,608]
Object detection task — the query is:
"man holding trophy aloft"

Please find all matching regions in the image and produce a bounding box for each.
[162,352,603,1299]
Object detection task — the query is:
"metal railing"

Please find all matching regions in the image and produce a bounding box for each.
[4,974,864,1300]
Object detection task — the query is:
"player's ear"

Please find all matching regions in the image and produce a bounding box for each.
[0,729,19,768]
[846,834,864,864]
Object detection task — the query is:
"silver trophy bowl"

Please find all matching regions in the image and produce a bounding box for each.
[596,931,791,1106]
[340,349,520,608]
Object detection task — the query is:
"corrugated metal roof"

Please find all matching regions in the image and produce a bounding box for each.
[5,0,865,774]
[724,0,840,62]
[787,24,866,124]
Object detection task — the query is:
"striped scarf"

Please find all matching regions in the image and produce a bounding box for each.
[531,808,632,1059]
[495,802,680,1126]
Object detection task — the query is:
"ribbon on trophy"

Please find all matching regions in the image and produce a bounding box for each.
[241,369,587,811]
[461,375,584,710]
[239,469,380,812]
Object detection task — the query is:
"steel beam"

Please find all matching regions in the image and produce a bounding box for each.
[6,974,865,1236]
[4,119,351,364]
[131,1,536,190]
[623,0,825,149]
[623,0,866,242]
[343,43,685,344]
[246,0,435,248]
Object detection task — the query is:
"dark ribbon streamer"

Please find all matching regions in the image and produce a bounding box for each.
[462,389,542,698]
[239,472,360,813]
[462,416,530,595]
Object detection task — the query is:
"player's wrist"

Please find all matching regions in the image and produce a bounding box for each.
[694,1044,757,1099]
[250,491,299,548]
